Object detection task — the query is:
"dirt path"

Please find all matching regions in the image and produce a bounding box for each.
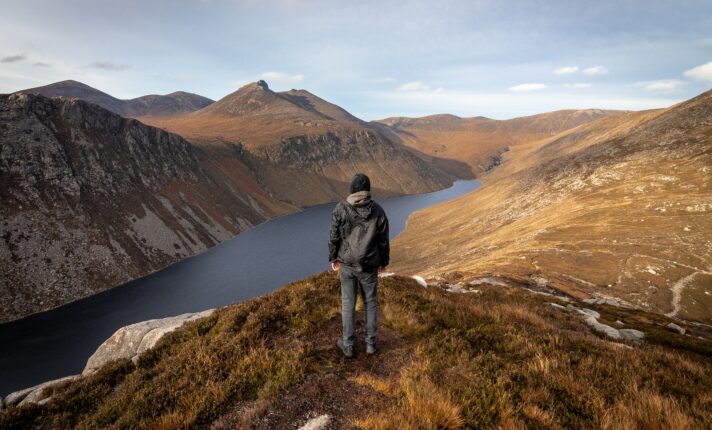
[211,310,411,429]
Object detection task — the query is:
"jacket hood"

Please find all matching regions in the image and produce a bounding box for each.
[346,191,373,218]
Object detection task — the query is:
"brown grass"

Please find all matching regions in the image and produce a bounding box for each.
[2,273,710,429]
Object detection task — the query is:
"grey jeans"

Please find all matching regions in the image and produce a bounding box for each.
[339,264,378,348]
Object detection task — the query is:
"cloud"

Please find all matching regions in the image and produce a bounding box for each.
[582,66,608,76]
[1,54,26,63]
[32,62,51,67]
[89,61,131,71]
[396,81,430,91]
[564,83,593,89]
[260,71,304,83]
[371,77,397,84]
[509,83,547,92]
[684,61,712,82]
[635,79,685,92]
[554,66,578,75]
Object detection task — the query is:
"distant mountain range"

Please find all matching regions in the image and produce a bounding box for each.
[375,109,625,176]
[141,80,456,207]
[18,80,214,118]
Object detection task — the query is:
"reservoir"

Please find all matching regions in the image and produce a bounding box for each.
[0,180,479,396]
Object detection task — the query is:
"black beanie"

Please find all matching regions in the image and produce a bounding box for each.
[350,173,371,193]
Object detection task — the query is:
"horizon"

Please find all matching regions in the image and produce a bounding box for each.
[2,0,712,120]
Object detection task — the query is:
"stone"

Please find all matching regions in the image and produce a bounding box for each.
[299,414,330,430]
[83,309,214,375]
[619,329,645,343]
[412,275,428,288]
[5,375,80,407]
[666,322,686,335]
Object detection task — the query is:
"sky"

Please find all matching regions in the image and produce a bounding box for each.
[1,0,712,120]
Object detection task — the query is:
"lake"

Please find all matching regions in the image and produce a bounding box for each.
[0,180,480,396]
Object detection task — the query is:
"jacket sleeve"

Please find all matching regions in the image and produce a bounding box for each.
[377,212,390,267]
[328,205,342,262]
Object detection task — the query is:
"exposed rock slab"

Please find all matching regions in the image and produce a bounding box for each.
[83,309,214,375]
[4,375,80,408]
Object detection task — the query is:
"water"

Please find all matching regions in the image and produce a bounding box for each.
[0,180,480,396]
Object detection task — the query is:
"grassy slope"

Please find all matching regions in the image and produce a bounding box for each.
[391,90,712,322]
[2,272,710,429]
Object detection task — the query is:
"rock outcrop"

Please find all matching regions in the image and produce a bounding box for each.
[3,309,214,407]
[83,309,215,375]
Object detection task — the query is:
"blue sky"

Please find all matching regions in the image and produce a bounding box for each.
[2,0,712,119]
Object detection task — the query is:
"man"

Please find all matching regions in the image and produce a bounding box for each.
[328,173,389,358]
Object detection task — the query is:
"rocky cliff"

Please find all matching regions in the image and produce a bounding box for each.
[0,93,287,322]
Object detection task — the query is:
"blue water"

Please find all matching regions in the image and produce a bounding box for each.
[0,180,480,396]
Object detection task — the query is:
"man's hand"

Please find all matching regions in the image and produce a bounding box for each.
[378,266,387,273]
[331,261,340,271]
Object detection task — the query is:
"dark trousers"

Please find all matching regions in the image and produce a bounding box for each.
[339,264,378,348]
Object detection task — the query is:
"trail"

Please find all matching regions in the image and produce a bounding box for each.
[665,271,710,317]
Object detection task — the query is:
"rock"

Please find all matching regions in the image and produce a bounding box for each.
[83,309,214,375]
[5,375,80,407]
[412,276,428,288]
[619,329,645,343]
[378,272,395,278]
[666,322,686,335]
[299,414,330,430]
[549,302,566,310]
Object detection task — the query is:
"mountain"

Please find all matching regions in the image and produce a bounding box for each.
[375,109,625,176]
[0,92,288,322]
[2,272,710,427]
[18,80,214,118]
[142,81,458,207]
[391,90,712,322]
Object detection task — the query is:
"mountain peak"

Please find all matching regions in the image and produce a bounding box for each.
[256,80,269,90]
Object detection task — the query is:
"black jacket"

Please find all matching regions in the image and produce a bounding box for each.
[328,196,389,271]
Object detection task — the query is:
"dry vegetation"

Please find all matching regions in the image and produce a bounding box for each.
[2,272,710,429]
[375,109,624,176]
[392,90,712,322]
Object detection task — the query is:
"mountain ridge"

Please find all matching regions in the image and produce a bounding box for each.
[17,80,214,119]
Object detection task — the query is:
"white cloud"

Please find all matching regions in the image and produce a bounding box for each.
[260,71,304,83]
[32,61,51,67]
[396,81,430,91]
[554,66,578,75]
[89,61,130,71]
[684,61,712,82]
[582,66,608,76]
[509,83,547,92]
[635,79,686,92]
[564,83,593,89]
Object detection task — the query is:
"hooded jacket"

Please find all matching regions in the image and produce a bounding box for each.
[328,191,389,271]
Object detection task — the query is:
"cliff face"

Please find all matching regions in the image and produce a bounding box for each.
[0,93,285,322]
[391,90,712,322]
[144,81,459,207]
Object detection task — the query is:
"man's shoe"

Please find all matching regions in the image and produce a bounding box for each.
[337,339,354,358]
[366,343,378,355]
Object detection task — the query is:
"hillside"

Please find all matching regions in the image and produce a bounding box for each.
[0,93,289,322]
[375,109,624,176]
[18,80,214,118]
[1,272,710,428]
[143,81,458,207]
[391,90,712,322]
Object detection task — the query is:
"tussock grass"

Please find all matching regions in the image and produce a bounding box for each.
[2,272,710,429]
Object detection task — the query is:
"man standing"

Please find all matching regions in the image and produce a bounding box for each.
[328,173,389,358]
